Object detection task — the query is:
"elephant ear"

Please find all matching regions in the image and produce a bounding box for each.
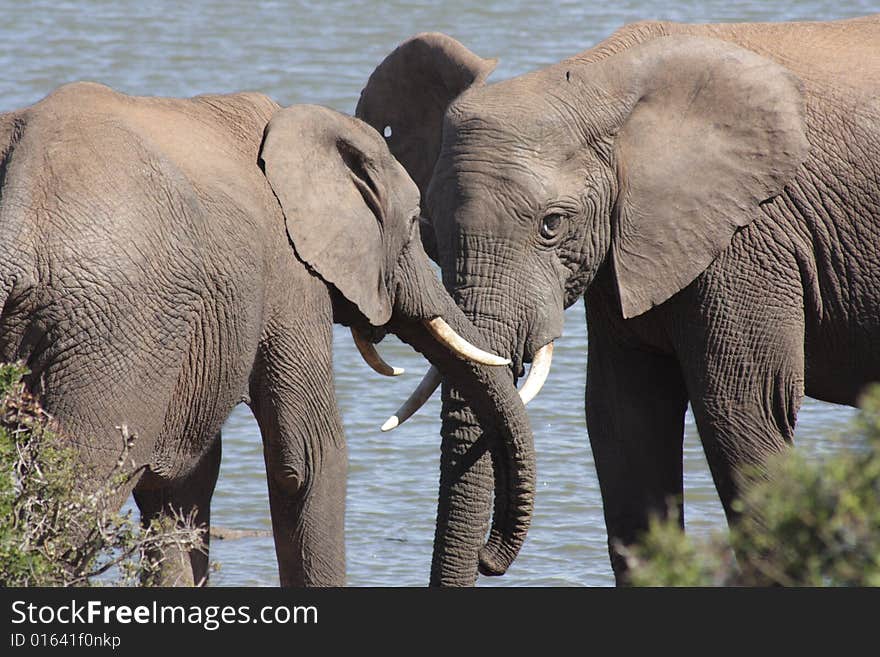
[605,35,809,318]
[260,105,403,326]
[356,32,497,206]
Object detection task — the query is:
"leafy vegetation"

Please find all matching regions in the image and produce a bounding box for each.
[0,363,203,586]
[625,385,880,586]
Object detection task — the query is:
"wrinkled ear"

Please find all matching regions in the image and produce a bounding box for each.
[356,32,497,204]
[260,105,394,325]
[606,35,808,318]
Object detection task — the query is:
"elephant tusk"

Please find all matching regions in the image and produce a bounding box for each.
[381,366,442,431]
[518,342,553,405]
[351,328,405,376]
[424,317,511,367]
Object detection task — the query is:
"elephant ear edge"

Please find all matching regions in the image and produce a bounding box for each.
[607,35,809,318]
[356,32,497,209]
[259,105,394,326]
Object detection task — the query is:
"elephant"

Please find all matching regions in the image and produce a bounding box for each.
[0,82,536,586]
[356,15,880,585]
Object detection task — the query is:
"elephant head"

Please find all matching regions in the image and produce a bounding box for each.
[357,32,808,584]
[258,104,536,579]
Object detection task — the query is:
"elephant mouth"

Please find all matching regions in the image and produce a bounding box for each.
[351,316,510,383]
[383,337,556,429]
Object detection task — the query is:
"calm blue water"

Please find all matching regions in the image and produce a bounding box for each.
[1,0,873,586]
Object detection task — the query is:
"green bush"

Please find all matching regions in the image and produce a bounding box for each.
[0,363,204,586]
[624,385,880,586]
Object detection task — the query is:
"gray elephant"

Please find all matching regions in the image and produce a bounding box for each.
[357,15,880,584]
[0,82,536,586]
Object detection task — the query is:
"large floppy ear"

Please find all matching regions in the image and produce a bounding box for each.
[260,105,402,326]
[356,32,497,205]
[602,35,809,318]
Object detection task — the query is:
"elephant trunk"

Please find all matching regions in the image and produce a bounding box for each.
[387,235,535,584]
[434,384,502,584]
[427,243,543,583]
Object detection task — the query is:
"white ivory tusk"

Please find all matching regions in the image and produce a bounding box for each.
[518,342,553,405]
[424,317,510,367]
[351,328,404,376]
[380,366,442,431]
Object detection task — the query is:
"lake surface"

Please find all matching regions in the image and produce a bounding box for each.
[1,0,874,586]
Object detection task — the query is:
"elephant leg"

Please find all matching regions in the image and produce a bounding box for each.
[677,293,805,523]
[249,319,347,587]
[133,432,221,586]
[585,310,689,584]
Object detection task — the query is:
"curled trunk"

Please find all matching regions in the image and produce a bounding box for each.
[391,318,534,582]
[388,238,535,584]
[434,385,502,584]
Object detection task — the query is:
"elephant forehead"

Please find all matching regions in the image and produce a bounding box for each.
[431,131,574,213]
[442,113,585,197]
[446,107,562,154]
[431,153,550,208]
[449,73,574,137]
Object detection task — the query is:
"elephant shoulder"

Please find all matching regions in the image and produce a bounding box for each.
[189,91,281,138]
[192,90,279,115]
[572,21,676,63]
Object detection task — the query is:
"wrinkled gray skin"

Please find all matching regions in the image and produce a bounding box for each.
[0,83,535,586]
[357,16,880,584]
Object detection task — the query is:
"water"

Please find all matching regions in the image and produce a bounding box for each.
[0,0,874,586]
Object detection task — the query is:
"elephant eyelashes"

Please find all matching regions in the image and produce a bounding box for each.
[539,213,566,243]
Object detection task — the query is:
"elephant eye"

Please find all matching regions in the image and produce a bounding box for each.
[539,213,565,241]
